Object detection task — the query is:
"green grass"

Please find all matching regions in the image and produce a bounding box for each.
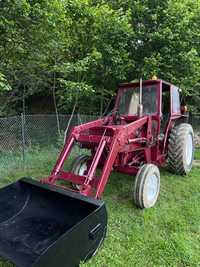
[0,148,200,267]
[194,148,200,160]
[83,167,200,267]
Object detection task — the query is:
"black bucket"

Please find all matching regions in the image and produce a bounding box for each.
[0,178,107,267]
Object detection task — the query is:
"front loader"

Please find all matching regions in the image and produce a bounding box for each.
[0,78,194,266]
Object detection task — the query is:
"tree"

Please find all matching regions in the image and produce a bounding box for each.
[0,0,200,115]
[91,4,134,114]
[129,0,200,111]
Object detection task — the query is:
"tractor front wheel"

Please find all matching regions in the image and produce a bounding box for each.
[71,155,90,190]
[133,164,160,209]
[168,123,194,175]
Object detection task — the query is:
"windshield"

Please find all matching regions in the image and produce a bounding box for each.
[118,85,158,115]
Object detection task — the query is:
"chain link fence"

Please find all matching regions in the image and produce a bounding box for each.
[0,114,199,173]
[0,114,97,171]
[190,115,200,146]
[1,114,98,146]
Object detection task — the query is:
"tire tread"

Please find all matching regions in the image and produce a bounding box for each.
[168,123,194,175]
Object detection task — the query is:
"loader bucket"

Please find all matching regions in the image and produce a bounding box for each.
[0,178,107,267]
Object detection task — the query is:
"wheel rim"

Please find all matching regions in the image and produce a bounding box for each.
[72,158,88,190]
[145,174,159,203]
[78,163,87,176]
[75,162,87,190]
[185,134,193,166]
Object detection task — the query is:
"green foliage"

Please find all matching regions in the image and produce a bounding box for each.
[194,149,200,160]
[0,0,200,114]
[0,73,11,91]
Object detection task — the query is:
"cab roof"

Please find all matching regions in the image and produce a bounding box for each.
[119,79,173,88]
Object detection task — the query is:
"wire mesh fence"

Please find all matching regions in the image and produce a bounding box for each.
[0,114,98,172]
[0,114,199,174]
[190,114,200,147]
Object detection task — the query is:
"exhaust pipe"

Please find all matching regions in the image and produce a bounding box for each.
[137,78,143,118]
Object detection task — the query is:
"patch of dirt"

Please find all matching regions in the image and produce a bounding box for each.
[114,192,130,203]
[193,160,200,166]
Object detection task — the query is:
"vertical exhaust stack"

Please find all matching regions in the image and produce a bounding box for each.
[137,78,143,118]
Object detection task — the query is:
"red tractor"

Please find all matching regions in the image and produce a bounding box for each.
[48,78,194,207]
[0,78,194,267]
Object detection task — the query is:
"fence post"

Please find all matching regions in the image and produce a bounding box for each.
[64,103,77,144]
[21,113,26,169]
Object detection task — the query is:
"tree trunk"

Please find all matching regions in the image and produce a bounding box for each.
[64,101,77,143]
[52,71,61,136]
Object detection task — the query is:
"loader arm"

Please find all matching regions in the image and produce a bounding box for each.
[44,116,150,198]
[50,117,106,176]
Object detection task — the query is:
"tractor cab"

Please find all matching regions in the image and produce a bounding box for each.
[110,80,161,127]
[113,79,185,133]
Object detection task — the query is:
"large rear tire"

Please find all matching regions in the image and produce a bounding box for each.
[133,164,160,209]
[168,123,194,175]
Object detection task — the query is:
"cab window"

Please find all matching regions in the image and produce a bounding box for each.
[171,86,181,114]
[118,85,157,115]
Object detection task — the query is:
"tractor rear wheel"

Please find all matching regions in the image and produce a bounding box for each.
[71,155,90,190]
[168,123,194,175]
[133,164,160,209]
